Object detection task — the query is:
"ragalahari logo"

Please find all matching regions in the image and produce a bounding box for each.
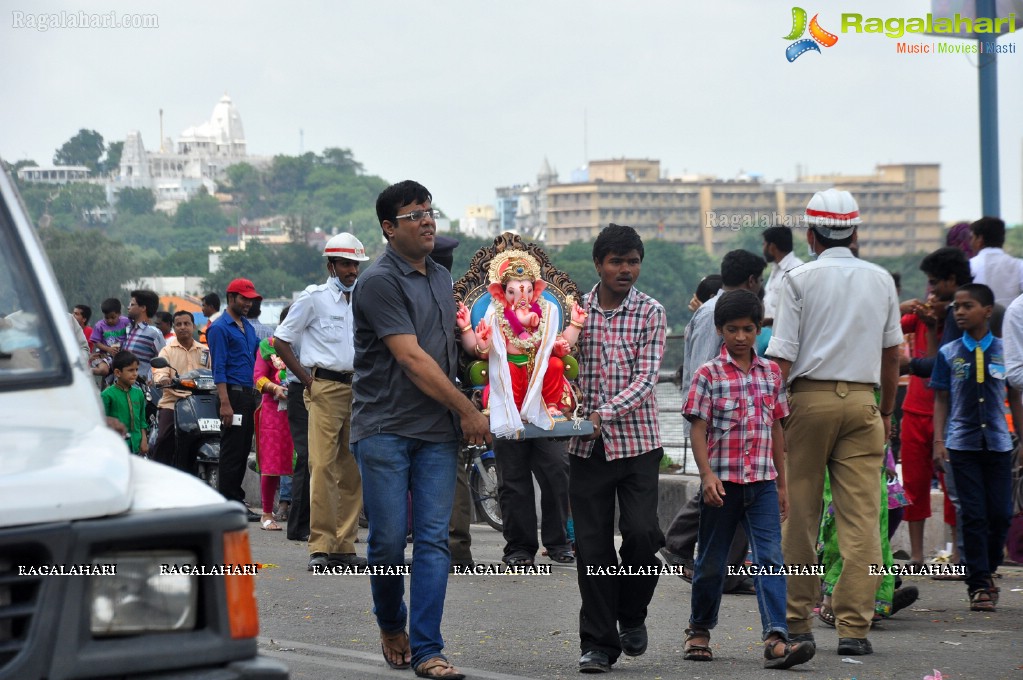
[784,7,839,61]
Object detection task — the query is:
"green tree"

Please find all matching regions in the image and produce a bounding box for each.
[174,189,230,230]
[151,248,208,276]
[321,147,363,175]
[12,182,56,225]
[868,252,930,301]
[48,183,108,228]
[224,162,266,217]
[267,153,315,200]
[202,241,322,298]
[115,187,156,215]
[53,129,105,174]
[101,140,124,175]
[41,229,142,310]
[1004,224,1023,258]
[3,159,38,175]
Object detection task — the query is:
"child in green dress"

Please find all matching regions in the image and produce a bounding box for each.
[101,351,149,455]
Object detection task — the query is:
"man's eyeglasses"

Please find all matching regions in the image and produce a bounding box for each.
[394,209,441,222]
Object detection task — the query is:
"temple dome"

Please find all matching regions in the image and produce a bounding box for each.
[178,94,246,156]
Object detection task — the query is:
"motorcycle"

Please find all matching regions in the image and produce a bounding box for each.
[150,356,221,490]
[465,444,501,531]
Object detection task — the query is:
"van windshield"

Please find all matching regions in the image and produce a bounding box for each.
[0,206,67,387]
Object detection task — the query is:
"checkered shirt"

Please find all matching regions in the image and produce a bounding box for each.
[683,346,789,483]
[568,284,666,461]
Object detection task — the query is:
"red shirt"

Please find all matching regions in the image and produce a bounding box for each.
[901,313,937,416]
[683,346,789,484]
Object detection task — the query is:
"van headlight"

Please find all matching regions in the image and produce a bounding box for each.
[89,552,198,636]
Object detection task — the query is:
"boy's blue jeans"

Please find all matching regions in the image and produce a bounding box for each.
[352,434,458,668]
[690,480,788,640]
[948,448,1013,593]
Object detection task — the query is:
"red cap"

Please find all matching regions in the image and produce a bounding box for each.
[226,278,262,301]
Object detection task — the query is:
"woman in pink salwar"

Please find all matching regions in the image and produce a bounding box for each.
[253,334,294,530]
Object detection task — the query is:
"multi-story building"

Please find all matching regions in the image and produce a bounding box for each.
[543,159,943,258]
[494,158,559,241]
[459,204,498,238]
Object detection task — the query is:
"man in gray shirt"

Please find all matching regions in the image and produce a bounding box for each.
[351,180,490,679]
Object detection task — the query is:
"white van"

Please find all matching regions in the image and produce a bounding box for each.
[0,165,288,679]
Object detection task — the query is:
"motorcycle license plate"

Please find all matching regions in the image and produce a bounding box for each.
[198,418,221,433]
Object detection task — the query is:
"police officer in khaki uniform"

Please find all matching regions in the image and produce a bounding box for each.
[275,233,370,571]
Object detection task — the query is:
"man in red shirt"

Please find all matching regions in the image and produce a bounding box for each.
[899,247,972,565]
[73,304,93,352]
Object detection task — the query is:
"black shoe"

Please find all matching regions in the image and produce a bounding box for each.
[890,585,919,616]
[548,551,575,564]
[307,552,329,571]
[619,623,648,657]
[328,553,368,568]
[659,547,694,583]
[789,632,815,646]
[450,561,476,573]
[287,533,310,542]
[246,510,261,523]
[658,547,688,567]
[724,576,756,595]
[837,637,872,655]
[578,650,611,673]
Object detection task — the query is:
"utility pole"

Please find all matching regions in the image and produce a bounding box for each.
[977,0,1000,217]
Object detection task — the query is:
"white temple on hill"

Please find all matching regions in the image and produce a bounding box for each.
[109,94,268,212]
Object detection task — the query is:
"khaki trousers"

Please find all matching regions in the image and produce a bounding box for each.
[305,377,362,555]
[783,383,884,639]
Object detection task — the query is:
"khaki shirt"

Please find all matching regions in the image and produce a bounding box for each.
[153,337,210,408]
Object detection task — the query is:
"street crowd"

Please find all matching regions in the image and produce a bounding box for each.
[74,181,1021,678]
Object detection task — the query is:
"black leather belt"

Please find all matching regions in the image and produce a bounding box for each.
[313,367,354,384]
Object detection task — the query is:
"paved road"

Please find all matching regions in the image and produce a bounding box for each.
[249,519,1021,680]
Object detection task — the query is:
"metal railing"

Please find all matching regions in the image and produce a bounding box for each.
[657,334,694,473]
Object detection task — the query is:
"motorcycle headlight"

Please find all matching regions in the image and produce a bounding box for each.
[90,552,198,637]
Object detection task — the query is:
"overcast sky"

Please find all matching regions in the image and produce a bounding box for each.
[3,0,1021,225]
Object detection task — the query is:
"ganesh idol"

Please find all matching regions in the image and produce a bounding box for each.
[457,250,587,438]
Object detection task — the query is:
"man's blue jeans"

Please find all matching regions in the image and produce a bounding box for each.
[690,480,788,640]
[352,434,458,668]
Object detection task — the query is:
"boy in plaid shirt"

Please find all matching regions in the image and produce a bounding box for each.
[682,290,813,670]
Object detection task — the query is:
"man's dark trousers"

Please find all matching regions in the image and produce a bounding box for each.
[287,381,311,540]
[495,437,571,559]
[570,440,664,662]
[219,385,255,505]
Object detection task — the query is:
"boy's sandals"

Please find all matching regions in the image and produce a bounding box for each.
[763,636,816,669]
[817,603,836,627]
[414,656,465,679]
[260,517,281,531]
[379,628,411,670]
[683,628,712,661]
[969,588,997,612]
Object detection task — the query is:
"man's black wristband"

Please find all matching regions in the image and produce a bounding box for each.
[880,409,894,417]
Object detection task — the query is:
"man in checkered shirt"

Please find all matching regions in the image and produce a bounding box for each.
[569,223,666,674]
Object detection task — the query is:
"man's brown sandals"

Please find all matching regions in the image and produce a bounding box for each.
[683,628,712,661]
[414,656,465,679]
[763,635,815,669]
[380,629,411,670]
